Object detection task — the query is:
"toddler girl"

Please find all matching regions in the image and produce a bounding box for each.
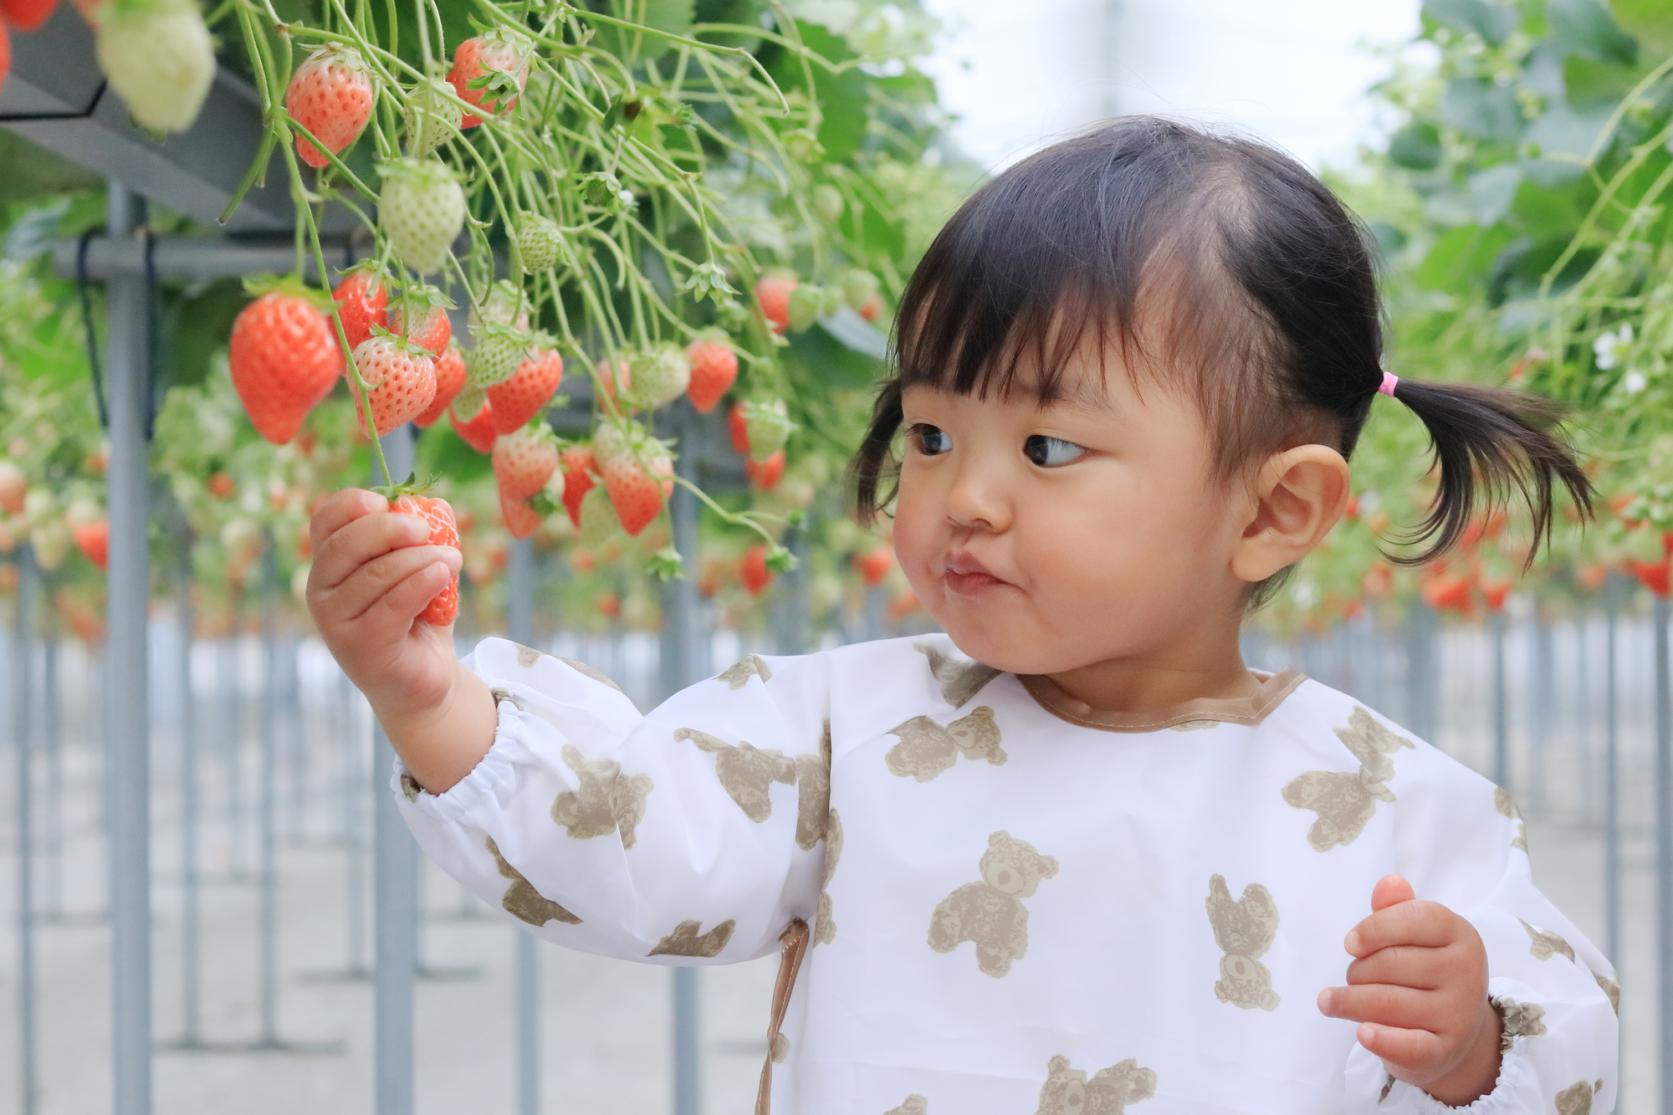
[307,115,1619,1113]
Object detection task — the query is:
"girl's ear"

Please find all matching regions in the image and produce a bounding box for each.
[1230,445,1351,585]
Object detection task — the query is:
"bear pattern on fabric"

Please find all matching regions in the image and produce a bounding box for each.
[1205,874,1281,1011]
[718,654,773,689]
[674,727,797,822]
[1555,1080,1605,1115]
[485,836,581,927]
[550,744,654,848]
[1495,786,1529,852]
[795,720,833,851]
[885,706,1006,782]
[916,642,1002,708]
[1495,995,1548,1042]
[816,808,843,945]
[1033,1054,1157,1114]
[1593,970,1621,1015]
[883,1097,928,1115]
[928,831,1058,977]
[558,655,626,694]
[648,918,735,958]
[1521,918,1576,963]
[1281,705,1414,851]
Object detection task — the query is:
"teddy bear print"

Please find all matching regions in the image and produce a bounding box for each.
[885,707,1005,782]
[1205,874,1281,1011]
[816,808,843,945]
[1281,706,1414,851]
[1555,1079,1606,1115]
[1033,1054,1156,1114]
[491,686,525,712]
[550,744,654,849]
[558,655,626,694]
[1520,917,1576,963]
[648,918,735,958]
[485,836,581,927]
[884,1097,928,1115]
[1494,786,1529,852]
[1494,994,1547,1043]
[674,727,797,822]
[399,771,423,802]
[795,720,833,851]
[928,831,1058,977]
[718,653,773,689]
[514,642,543,669]
[916,642,1001,708]
[1592,969,1620,1015]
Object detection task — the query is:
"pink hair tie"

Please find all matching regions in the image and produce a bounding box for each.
[1378,370,1399,398]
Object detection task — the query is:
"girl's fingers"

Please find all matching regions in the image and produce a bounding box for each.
[331,545,461,621]
[1353,1022,1448,1079]
[359,559,457,640]
[1317,983,1437,1032]
[1345,944,1446,991]
[1344,900,1457,957]
[313,509,432,591]
[309,488,384,555]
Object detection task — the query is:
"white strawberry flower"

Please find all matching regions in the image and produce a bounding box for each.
[1620,370,1648,395]
[1593,323,1633,370]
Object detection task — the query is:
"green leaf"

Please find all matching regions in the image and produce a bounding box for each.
[1438,78,1524,141]
[1613,0,1673,56]
[1526,101,1618,159]
[1414,223,1516,289]
[1421,0,1519,42]
[590,0,698,66]
[1389,121,1444,170]
[1465,164,1523,223]
[1563,53,1643,104]
[1547,0,1637,63]
[767,23,868,163]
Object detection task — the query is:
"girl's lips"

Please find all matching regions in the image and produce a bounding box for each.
[945,569,1003,596]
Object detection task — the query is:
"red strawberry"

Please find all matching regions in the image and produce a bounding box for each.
[450,394,498,452]
[447,33,528,128]
[0,460,27,514]
[1481,577,1512,613]
[594,356,633,410]
[740,544,773,595]
[415,342,466,428]
[756,275,795,334]
[284,44,374,169]
[348,336,437,438]
[492,425,559,502]
[73,520,109,571]
[593,422,672,536]
[597,591,620,619]
[391,302,452,355]
[229,291,344,445]
[858,293,882,322]
[332,270,388,348]
[488,347,564,433]
[559,445,596,528]
[729,401,750,454]
[499,493,541,539]
[0,24,9,95]
[685,336,737,413]
[390,493,460,625]
[746,449,785,491]
[1633,557,1671,599]
[1,0,56,31]
[853,545,893,586]
[209,471,234,499]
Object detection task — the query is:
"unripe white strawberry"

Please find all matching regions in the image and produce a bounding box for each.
[402,76,461,158]
[516,214,563,272]
[468,323,528,388]
[628,344,690,410]
[741,397,793,461]
[94,0,215,134]
[379,158,466,274]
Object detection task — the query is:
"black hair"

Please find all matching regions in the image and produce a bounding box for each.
[849,115,1595,610]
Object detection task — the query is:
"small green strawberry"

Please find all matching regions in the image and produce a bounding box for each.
[402,76,461,158]
[812,184,845,224]
[741,397,793,461]
[94,0,215,134]
[575,485,620,549]
[515,214,563,272]
[379,158,466,275]
[627,343,690,411]
[468,323,528,388]
[787,283,826,332]
[840,268,880,312]
[468,279,530,333]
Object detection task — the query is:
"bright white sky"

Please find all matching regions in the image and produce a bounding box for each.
[919,0,1424,176]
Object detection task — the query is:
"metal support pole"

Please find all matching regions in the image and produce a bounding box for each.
[223,590,249,878]
[1654,595,1672,1112]
[1602,580,1621,1093]
[289,632,310,846]
[1530,611,1553,811]
[106,180,154,1115]
[662,403,704,1115]
[258,536,281,1043]
[1490,609,1508,791]
[374,427,419,1115]
[43,626,61,919]
[14,546,39,1115]
[178,537,201,1043]
[507,538,542,1115]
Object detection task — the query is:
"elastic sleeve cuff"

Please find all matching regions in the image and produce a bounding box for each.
[388,687,543,826]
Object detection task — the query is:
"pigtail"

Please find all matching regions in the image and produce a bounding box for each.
[850,378,904,527]
[1383,379,1596,570]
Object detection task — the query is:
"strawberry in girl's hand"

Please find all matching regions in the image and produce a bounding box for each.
[415,342,466,428]
[447,32,528,128]
[488,346,564,434]
[746,449,785,492]
[379,158,465,274]
[492,424,560,502]
[348,335,437,438]
[593,421,673,537]
[229,290,344,445]
[685,334,738,413]
[450,393,498,452]
[740,544,773,595]
[332,270,388,348]
[94,0,214,133]
[390,493,459,625]
[559,444,597,528]
[2,0,57,31]
[285,44,374,169]
[73,520,108,571]
[755,275,796,334]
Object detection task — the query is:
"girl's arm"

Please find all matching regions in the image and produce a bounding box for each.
[389,637,835,965]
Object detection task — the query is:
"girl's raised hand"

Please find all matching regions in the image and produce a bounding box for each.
[1317,874,1505,1106]
[305,488,464,721]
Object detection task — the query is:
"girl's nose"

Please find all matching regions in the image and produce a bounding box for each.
[944,457,1011,532]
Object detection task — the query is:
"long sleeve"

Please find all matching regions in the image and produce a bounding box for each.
[1342,741,1620,1113]
[389,637,834,965]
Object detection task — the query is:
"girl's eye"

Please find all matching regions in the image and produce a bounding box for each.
[1024,434,1086,467]
[907,423,952,456]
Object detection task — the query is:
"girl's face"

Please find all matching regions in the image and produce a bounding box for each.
[891,347,1251,679]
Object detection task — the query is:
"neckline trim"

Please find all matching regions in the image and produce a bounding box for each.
[1017,667,1306,733]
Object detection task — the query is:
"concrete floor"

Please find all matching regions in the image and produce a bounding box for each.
[0,614,1667,1114]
